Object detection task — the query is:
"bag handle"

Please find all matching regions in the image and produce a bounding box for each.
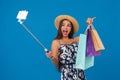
[89,24,96,30]
[84,17,96,34]
[84,25,90,34]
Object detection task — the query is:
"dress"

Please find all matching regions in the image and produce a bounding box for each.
[58,42,86,80]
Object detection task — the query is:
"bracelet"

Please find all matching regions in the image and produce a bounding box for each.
[50,56,56,61]
[50,56,54,59]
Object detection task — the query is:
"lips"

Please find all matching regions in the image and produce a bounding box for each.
[62,30,68,35]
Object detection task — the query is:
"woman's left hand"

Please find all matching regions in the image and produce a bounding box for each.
[86,17,96,25]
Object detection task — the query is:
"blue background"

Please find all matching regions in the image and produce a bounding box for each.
[0,0,120,80]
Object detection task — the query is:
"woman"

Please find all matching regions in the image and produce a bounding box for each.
[46,15,93,80]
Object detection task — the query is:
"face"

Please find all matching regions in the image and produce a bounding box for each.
[61,20,72,37]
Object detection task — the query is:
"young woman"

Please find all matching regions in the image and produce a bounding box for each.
[46,15,93,80]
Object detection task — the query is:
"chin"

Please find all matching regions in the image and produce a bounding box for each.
[62,35,69,37]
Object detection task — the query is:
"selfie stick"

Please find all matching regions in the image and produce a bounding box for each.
[16,10,49,52]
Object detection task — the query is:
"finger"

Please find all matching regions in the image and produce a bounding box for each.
[92,17,96,21]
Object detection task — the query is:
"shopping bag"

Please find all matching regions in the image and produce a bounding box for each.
[86,28,100,56]
[90,24,105,51]
[75,34,94,70]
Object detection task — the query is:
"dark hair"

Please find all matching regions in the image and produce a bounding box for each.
[55,19,74,40]
[54,19,74,71]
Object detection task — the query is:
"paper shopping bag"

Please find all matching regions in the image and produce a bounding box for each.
[86,28,100,56]
[75,34,94,70]
[90,24,105,51]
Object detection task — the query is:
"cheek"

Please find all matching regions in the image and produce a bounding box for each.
[68,27,72,32]
[61,27,64,31]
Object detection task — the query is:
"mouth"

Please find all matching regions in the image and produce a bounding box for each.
[62,30,68,35]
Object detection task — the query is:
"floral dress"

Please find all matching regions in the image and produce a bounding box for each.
[58,42,86,80]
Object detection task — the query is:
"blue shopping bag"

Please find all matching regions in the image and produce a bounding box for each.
[75,34,94,70]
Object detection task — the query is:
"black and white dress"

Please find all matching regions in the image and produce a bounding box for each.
[58,42,86,80]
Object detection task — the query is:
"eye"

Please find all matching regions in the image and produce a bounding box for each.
[67,24,71,27]
[61,23,65,26]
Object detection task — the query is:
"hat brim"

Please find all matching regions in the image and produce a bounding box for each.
[54,15,79,33]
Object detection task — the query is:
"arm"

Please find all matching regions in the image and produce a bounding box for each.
[46,40,59,67]
[51,40,59,66]
[73,18,93,43]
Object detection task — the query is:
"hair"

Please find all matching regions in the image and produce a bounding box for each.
[54,19,74,71]
[54,19,74,40]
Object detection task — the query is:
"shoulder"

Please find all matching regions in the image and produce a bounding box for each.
[74,36,80,43]
[52,39,59,45]
[51,39,60,48]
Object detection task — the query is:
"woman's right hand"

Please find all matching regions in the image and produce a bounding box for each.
[46,51,52,58]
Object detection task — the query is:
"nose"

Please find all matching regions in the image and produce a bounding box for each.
[64,25,68,29]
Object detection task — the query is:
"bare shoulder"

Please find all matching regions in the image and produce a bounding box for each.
[74,36,80,43]
[52,39,59,45]
[51,39,60,49]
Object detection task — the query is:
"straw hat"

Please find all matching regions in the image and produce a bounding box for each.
[54,15,79,33]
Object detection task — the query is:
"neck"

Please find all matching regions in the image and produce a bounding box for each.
[61,36,73,44]
[62,36,69,40]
